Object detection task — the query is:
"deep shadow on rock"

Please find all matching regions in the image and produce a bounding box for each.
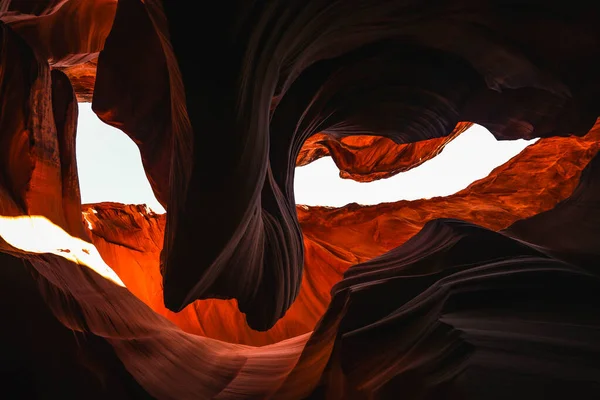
[1,1,600,398]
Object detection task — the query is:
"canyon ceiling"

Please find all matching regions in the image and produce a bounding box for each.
[1,0,600,399]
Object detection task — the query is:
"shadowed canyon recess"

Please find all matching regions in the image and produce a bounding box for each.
[1,1,600,399]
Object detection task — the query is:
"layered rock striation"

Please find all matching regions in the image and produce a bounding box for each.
[1,1,600,398]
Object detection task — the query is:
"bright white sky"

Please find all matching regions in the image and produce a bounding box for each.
[76,103,166,213]
[294,125,538,206]
[76,105,537,211]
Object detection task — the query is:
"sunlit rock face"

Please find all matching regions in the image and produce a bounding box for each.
[296,122,473,182]
[1,0,116,100]
[94,0,600,332]
[82,125,600,347]
[2,1,600,399]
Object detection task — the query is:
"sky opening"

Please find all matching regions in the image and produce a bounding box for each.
[76,103,166,213]
[293,125,538,207]
[76,105,537,211]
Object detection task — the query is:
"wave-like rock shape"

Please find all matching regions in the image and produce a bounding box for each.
[0,21,85,238]
[0,1,116,102]
[80,120,600,346]
[505,141,600,268]
[3,151,600,398]
[1,1,600,398]
[60,58,98,102]
[314,217,600,398]
[1,0,116,67]
[0,252,150,399]
[1,0,474,181]
[296,122,472,182]
[90,0,600,330]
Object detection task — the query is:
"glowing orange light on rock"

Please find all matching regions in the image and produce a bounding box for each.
[0,215,125,287]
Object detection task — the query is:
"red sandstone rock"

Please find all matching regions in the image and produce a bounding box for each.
[0,21,85,239]
[60,58,98,102]
[93,0,600,332]
[2,1,600,398]
[297,122,473,182]
[2,0,116,67]
[0,1,114,102]
[6,151,600,398]
[80,121,600,346]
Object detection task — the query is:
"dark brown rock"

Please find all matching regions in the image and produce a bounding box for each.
[1,1,600,398]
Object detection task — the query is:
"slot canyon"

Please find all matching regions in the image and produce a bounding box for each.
[1,1,600,399]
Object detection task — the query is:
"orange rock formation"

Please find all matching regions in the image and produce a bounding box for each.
[2,1,600,398]
[82,121,600,346]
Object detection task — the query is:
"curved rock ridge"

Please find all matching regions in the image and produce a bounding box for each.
[1,0,116,67]
[0,21,86,239]
[505,139,600,268]
[1,1,600,398]
[4,151,600,398]
[311,217,600,399]
[91,0,600,330]
[296,122,473,182]
[60,58,98,102]
[82,120,600,346]
[1,1,475,179]
[0,1,116,104]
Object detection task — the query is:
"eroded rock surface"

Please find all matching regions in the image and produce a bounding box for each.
[89,0,600,332]
[0,21,85,238]
[80,121,600,346]
[1,0,600,398]
[4,150,600,399]
[296,122,473,182]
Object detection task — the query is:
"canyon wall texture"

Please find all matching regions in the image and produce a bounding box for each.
[1,0,600,399]
[82,121,600,346]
